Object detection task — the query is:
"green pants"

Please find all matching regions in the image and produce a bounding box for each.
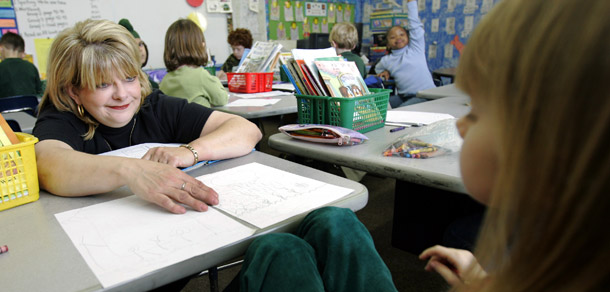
[239,207,398,292]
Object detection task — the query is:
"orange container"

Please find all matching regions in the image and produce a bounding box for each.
[227,72,274,93]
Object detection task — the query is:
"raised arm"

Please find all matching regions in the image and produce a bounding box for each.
[36,140,219,214]
[407,0,426,53]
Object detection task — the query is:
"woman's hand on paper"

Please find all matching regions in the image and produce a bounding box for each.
[129,160,219,214]
[141,146,195,168]
[419,245,487,286]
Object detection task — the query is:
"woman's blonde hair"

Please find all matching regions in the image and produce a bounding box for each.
[41,19,151,140]
[329,22,358,50]
[163,19,208,72]
[455,0,610,291]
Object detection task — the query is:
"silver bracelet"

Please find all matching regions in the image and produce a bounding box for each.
[180,144,199,166]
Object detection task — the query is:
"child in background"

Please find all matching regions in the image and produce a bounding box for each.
[419,0,610,290]
[329,22,367,79]
[0,32,42,98]
[375,0,435,108]
[235,0,610,290]
[160,19,228,107]
[118,18,159,89]
[218,28,253,80]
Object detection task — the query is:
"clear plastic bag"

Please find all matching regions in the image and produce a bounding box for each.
[383,118,462,158]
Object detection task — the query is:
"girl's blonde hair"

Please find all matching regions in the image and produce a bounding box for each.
[163,19,208,72]
[456,0,610,291]
[41,19,151,140]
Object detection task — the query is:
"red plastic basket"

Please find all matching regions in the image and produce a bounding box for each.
[227,72,274,93]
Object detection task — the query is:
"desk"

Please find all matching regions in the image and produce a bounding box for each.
[269,96,484,253]
[3,111,36,134]
[416,83,468,99]
[432,67,457,83]
[213,92,297,119]
[0,151,367,292]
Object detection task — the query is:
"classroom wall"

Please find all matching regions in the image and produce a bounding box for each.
[11,0,233,72]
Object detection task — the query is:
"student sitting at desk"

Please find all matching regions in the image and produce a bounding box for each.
[217,28,253,81]
[160,19,228,108]
[374,0,435,108]
[0,32,43,98]
[329,22,367,79]
[32,19,262,214]
[237,0,610,290]
[118,18,159,89]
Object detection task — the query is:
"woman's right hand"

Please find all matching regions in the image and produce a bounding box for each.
[377,70,391,81]
[419,245,487,286]
[128,159,219,214]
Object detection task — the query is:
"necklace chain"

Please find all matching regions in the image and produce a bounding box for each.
[103,118,137,151]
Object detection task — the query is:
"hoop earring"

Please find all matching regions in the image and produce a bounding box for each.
[77,104,85,118]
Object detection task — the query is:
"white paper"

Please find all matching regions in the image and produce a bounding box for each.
[233,90,292,98]
[225,99,280,107]
[56,196,255,288]
[386,111,454,125]
[198,163,354,228]
[99,143,180,158]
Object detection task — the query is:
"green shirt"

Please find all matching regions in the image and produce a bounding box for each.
[0,58,42,98]
[221,54,240,73]
[160,66,228,108]
[340,51,367,79]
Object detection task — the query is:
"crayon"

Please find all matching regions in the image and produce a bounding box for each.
[0,245,8,254]
[390,126,407,133]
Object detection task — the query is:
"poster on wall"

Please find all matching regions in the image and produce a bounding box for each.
[207,0,233,13]
[0,0,18,36]
[305,2,326,17]
[267,0,355,41]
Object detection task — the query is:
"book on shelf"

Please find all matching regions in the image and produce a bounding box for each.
[236,41,283,73]
[314,60,370,98]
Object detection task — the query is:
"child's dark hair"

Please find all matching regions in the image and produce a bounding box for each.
[163,19,208,72]
[0,32,25,53]
[227,28,253,49]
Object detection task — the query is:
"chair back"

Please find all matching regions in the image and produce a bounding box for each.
[0,95,39,117]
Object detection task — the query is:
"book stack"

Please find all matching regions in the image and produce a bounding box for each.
[235,41,283,73]
[0,114,20,147]
[281,47,370,98]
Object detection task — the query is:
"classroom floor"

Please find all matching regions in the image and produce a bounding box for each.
[180,114,449,292]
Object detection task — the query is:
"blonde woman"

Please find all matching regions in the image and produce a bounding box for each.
[419,0,610,290]
[33,19,261,214]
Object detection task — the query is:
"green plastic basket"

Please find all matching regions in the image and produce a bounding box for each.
[295,88,390,133]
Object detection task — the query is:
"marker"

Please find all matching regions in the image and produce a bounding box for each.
[390,126,407,133]
[0,245,8,254]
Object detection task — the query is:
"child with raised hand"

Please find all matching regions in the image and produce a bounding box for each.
[419,0,610,290]
[160,19,228,107]
[0,32,42,98]
[375,0,435,108]
[329,22,367,79]
[218,28,253,80]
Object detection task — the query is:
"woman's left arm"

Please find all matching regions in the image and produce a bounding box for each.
[143,111,262,168]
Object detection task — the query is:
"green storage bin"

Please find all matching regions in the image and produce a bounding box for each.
[295,88,390,133]
[204,66,216,76]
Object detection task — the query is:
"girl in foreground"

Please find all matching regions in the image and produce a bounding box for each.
[419,0,610,290]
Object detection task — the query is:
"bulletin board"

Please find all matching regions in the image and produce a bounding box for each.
[267,0,356,41]
[0,0,18,35]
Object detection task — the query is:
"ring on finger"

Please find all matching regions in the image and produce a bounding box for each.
[180,182,186,191]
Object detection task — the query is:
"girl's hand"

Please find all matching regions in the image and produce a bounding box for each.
[142,146,197,168]
[377,70,391,81]
[128,159,218,214]
[419,245,487,286]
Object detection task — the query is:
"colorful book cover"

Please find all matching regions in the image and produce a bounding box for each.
[314,61,370,98]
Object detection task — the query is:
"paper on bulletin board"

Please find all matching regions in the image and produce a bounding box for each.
[305,2,327,17]
[207,0,233,13]
[0,0,12,8]
[34,38,54,80]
